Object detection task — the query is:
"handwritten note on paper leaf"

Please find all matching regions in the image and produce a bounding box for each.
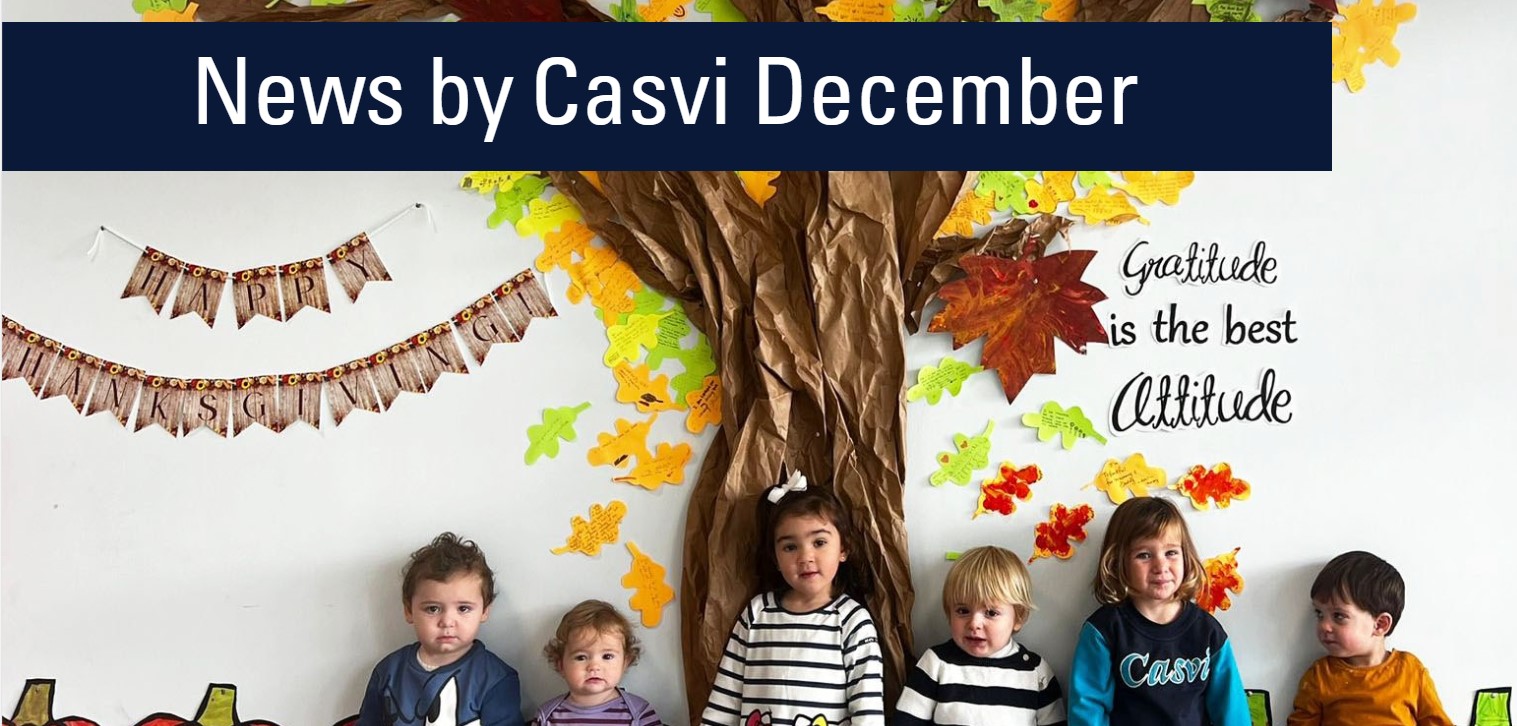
[736,172,781,207]
[1068,187,1146,226]
[614,441,692,490]
[612,362,678,413]
[516,194,584,238]
[1333,0,1417,93]
[525,402,591,465]
[906,357,984,405]
[695,0,746,20]
[1197,547,1245,613]
[486,175,550,229]
[1043,0,1076,20]
[685,375,722,433]
[567,245,642,313]
[1196,0,1261,21]
[622,542,676,627]
[815,0,894,21]
[669,339,718,403]
[141,2,196,20]
[1087,453,1166,505]
[604,311,670,367]
[1024,179,1062,215]
[551,500,628,556]
[638,0,685,21]
[1030,503,1096,562]
[1076,171,1115,189]
[461,171,537,195]
[976,171,1037,214]
[1118,171,1196,205]
[930,421,994,487]
[587,415,657,469]
[1022,401,1107,449]
[894,0,930,20]
[974,462,1042,518]
[934,192,997,238]
[1043,171,1077,201]
[1172,462,1251,509]
[977,0,1048,22]
[538,220,596,274]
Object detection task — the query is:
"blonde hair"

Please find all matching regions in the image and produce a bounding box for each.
[1093,497,1205,605]
[943,546,1036,624]
[542,600,642,668]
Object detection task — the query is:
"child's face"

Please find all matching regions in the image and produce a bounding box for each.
[1313,595,1391,666]
[773,513,847,607]
[1124,527,1185,605]
[557,627,627,706]
[949,601,1021,658]
[404,573,491,668]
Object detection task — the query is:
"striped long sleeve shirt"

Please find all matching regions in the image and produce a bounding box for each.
[896,640,1067,726]
[701,592,886,726]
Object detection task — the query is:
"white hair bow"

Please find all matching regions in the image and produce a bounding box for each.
[767,469,809,503]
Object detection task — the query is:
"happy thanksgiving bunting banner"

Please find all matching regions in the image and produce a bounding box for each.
[112,210,409,328]
[2,269,556,436]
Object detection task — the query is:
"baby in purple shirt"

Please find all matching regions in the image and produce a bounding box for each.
[532,600,661,726]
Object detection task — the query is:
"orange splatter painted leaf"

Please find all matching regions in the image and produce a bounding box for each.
[1030,503,1096,562]
[927,252,1109,404]
[1197,547,1244,613]
[974,461,1042,518]
[1171,463,1251,510]
[587,415,656,469]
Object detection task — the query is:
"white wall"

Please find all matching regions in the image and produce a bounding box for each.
[4,2,1517,724]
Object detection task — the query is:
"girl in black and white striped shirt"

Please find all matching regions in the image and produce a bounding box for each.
[701,474,886,726]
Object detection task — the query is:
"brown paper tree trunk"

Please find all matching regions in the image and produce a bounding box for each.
[550,170,1005,721]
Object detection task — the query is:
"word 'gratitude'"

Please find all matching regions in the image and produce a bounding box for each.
[1122,240,1279,297]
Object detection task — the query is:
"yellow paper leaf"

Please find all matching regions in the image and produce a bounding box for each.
[1333,1,1416,92]
[1043,0,1076,21]
[1087,453,1166,505]
[538,220,596,274]
[604,311,669,367]
[815,0,893,21]
[622,542,676,627]
[638,0,685,21]
[1118,171,1195,205]
[684,375,722,433]
[1043,171,1077,201]
[567,245,644,320]
[613,362,678,413]
[587,415,657,469]
[1068,187,1147,226]
[460,171,536,195]
[515,193,583,238]
[614,441,692,490]
[1332,34,1370,93]
[550,500,628,556]
[142,2,197,21]
[934,192,996,238]
[736,171,781,207]
[1024,179,1061,215]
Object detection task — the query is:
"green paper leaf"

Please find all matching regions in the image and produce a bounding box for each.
[976,0,1047,21]
[670,338,717,403]
[696,0,746,21]
[930,421,994,487]
[1475,688,1513,726]
[1195,0,1261,21]
[906,357,984,405]
[1077,171,1115,189]
[486,175,550,229]
[526,402,591,464]
[976,171,1039,213]
[1022,401,1108,449]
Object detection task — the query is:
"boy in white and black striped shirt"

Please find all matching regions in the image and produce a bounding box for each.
[896,546,1067,726]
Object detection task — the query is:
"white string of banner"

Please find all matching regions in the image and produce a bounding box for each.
[86,201,434,262]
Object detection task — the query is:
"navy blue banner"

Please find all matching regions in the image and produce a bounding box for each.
[2,22,1329,171]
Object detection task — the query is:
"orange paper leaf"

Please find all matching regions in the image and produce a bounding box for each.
[815,0,894,21]
[613,441,692,490]
[550,500,628,556]
[538,220,596,274]
[1117,171,1196,205]
[974,461,1042,518]
[567,246,644,325]
[1068,186,1146,226]
[934,192,996,238]
[1171,463,1251,510]
[621,542,676,627]
[927,252,1109,404]
[1030,503,1096,562]
[684,375,722,433]
[1197,547,1244,614]
[613,362,678,413]
[736,171,781,207]
[587,415,657,469]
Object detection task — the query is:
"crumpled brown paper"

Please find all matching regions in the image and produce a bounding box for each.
[1079,0,1208,21]
[551,171,987,721]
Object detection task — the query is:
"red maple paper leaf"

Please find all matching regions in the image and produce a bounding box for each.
[1172,463,1251,510]
[1030,503,1096,562]
[927,252,1108,404]
[1197,547,1244,614]
[974,462,1042,518]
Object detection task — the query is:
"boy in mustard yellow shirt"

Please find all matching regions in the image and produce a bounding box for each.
[1287,551,1451,726]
